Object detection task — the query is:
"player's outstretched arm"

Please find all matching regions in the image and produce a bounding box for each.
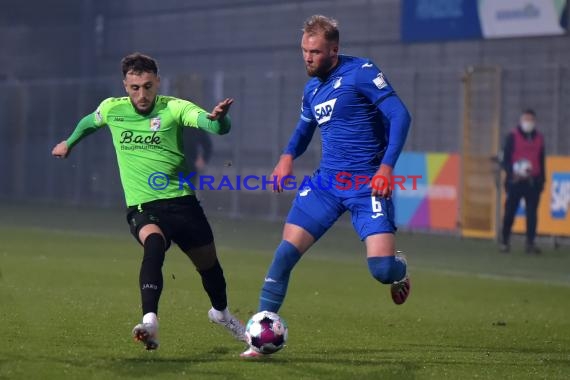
[190,98,233,135]
[51,114,102,159]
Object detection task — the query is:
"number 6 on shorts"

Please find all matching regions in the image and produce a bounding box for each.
[371,196,383,213]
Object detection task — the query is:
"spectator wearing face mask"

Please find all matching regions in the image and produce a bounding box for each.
[499,109,545,254]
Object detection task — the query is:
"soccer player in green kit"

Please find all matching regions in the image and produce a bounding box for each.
[51,53,245,350]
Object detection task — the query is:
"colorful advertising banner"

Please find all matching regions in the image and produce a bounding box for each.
[512,156,570,236]
[402,0,568,42]
[393,152,460,231]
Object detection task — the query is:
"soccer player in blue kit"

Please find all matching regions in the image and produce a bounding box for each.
[241,15,412,357]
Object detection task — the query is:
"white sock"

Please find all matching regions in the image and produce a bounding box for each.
[142,312,158,325]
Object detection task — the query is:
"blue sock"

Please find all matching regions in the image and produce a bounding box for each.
[367,256,406,284]
[258,240,302,312]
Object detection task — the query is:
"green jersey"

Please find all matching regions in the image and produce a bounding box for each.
[66,95,231,207]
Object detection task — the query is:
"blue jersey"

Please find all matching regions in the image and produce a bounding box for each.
[285,55,411,174]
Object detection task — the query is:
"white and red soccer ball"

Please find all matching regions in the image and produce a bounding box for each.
[245,311,288,354]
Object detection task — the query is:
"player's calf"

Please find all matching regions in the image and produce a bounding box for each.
[258,240,302,312]
[367,255,406,284]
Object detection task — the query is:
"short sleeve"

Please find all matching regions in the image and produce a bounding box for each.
[355,61,396,105]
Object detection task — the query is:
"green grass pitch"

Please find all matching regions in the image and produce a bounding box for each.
[0,204,569,379]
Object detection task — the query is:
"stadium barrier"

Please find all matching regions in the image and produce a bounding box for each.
[392,152,460,232]
[512,155,570,237]
[393,152,570,239]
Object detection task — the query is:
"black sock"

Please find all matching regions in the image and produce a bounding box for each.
[198,260,227,311]
[139,233,166,315]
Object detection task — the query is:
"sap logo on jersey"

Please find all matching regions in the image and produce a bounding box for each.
[314,98,337,125]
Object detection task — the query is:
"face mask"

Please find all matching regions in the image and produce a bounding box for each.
[520,121,535,133]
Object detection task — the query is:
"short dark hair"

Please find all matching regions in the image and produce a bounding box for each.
[522,108,536,117]
[302,15,339,43]
[121,53,158,77]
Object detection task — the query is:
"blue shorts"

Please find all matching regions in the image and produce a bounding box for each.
[286,169,396,241]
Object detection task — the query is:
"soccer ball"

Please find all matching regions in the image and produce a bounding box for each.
[513,159,532,178]
[245,311,288,354]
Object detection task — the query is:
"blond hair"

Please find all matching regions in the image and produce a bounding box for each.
[302,15,339,43]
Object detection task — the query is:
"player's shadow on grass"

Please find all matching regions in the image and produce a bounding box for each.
[105,347,423,378]
[3,350,234,379]
[95,346,236,377]
[259,351,423,379]
[406,342,570,356]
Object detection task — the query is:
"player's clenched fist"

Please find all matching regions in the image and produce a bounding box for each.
[52,140,69,158]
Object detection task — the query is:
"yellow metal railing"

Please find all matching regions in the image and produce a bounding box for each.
[461,66,501,239]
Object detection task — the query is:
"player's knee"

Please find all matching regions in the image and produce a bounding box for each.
[143,233,166,264]
[367,256,395,284]
[138,224,165,245]
[144,233,166,249]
